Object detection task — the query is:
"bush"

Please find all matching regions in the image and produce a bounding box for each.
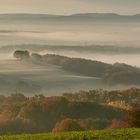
[52,118,84,132]
[108,119,128,129]
[126,103,140,128]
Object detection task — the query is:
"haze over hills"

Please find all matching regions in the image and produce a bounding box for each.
[0,12,140,66]
[0,12,139,95]
[0,0,140,137]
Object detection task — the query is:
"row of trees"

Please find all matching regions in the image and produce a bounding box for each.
[63,88,140,109]
[13,50,140,86]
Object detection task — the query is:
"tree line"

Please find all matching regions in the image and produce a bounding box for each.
[13,50,140,86]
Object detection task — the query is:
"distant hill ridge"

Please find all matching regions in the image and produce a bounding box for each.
[0,13,140,21]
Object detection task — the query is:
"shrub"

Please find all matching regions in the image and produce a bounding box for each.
[52,118,84,132]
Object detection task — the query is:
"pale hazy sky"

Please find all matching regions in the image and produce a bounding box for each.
[0,0,139,15]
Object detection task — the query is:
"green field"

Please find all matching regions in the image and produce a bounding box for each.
[0,129,140,140]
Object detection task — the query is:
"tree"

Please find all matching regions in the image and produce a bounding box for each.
[13,50,30,60]
[107,119,128,129]
[52,118,84,132]
[30,53,42,64]
[125,103,140,128]
[6,93,27,104]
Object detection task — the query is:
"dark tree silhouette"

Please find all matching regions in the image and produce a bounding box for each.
[13,50,30,60]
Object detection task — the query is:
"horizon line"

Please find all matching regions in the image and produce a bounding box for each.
[0,12,139,16]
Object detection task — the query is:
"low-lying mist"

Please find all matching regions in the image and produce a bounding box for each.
[0,13,140,95]
[0,44,140,67]
[0,29,140,46]
[0,60,103,96]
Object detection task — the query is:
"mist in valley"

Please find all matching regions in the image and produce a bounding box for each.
[0,13,140,96]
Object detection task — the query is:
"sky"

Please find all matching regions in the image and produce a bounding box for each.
[0,0,139,15]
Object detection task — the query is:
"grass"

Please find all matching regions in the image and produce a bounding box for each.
[0,128,140,140]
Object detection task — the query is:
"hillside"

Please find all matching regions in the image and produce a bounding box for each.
[0,94,123,134]
[15,51,140,86]
[0,129,139,140]
[0,88,139,134]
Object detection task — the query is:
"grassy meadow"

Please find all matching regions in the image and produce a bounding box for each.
[0,129,140,140]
